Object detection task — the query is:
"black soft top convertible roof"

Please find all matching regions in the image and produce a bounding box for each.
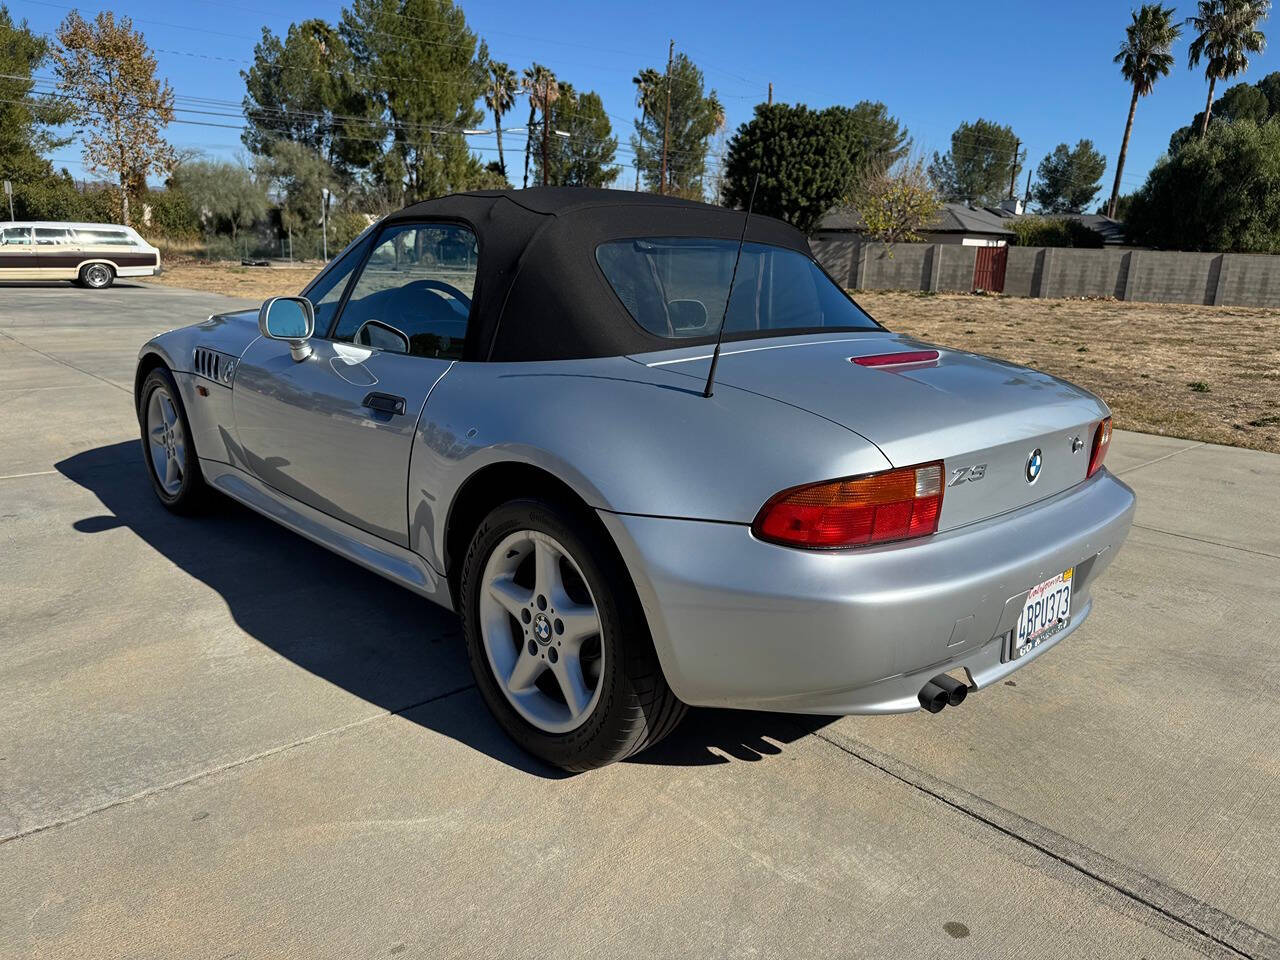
[382,187,813,362]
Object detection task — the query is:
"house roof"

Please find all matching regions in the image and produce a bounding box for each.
[817,202,1015,237]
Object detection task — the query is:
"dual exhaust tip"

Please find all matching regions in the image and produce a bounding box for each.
[918,674,969,713]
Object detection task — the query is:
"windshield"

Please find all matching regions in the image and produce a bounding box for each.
[595,237,880,340]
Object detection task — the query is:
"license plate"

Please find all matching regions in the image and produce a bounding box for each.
[1012,568,1073,660]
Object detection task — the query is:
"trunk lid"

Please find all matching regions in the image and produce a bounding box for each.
[637,333,1109,531]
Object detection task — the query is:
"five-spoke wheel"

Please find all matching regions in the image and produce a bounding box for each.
[479,529,605,733]
[461,497,686,771]
[146,385,187,497]
[138,366,208,513]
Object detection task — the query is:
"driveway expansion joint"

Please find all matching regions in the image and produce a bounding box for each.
[809,726,1278,960]
[0,682,477,847]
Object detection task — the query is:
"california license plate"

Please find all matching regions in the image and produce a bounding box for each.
[1012,568,1073,660]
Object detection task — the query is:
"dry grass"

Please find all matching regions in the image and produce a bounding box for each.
[142,263,1279,454]
[859,291,1280,454]
[142,260,321,300]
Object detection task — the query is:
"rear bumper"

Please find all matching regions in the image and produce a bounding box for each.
[599,469,1135,714]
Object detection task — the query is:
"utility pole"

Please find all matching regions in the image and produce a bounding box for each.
[660,39,674,196]
[321,188,329,260]
[3,181,13,221]
[767,82,773,105]
[541,90,551,186]
[1023,167,1032,210]
[1008,139,1021,199]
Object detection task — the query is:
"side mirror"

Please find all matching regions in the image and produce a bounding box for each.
[667,299,709,332]
[258,296,315,362]
[355,319,410,354]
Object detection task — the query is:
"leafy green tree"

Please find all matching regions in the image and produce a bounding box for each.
[1254,69,1280,111]
[340,0,485,205]
[1032,140,1107,213]
[1216,79,1272,119]
[533,84,619,187]
[631,52,722,196]
[1109,4,1181,217]
[1127,118,1280,251]
[241,20,380,189]
[722,101,908,233]
[0,4,73,198]
[928,118,1022,203]
[172,159,269,248]
[482,58,517,177]
[255,140,335,252]
[1187,0,1270,138]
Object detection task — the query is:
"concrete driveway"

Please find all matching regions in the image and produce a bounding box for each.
[2,282,1277,960]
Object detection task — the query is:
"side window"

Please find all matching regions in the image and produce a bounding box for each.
[34,228,70,245]
[302,233,375,337]
[1,227,31,245]
[332,222,477,360]
[73,229,131,246]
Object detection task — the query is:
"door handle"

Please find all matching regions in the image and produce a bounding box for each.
[362,391,406,415]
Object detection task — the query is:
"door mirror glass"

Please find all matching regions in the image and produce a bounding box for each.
[667,299,708,331]
[355,319,410,354]
[259,296,315,341]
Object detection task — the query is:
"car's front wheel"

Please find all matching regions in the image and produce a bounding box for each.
[460,498,685,771]
[79,263,115,289]
[138,366,209,513]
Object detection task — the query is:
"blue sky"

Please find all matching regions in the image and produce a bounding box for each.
[15,0,1280,206]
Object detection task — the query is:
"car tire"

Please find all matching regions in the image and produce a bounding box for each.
[79,263,115,289]
[138,366,209,514]
[460,497,686,771]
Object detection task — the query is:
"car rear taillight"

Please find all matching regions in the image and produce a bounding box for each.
[753,462,943,549]
[1087,417,1112,478]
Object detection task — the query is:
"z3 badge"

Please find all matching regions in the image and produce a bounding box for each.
[948,463,987,487]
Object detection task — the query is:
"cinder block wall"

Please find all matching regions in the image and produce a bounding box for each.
[809,235,1280,307]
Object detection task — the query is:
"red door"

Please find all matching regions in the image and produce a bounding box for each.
[973,245,1007,293]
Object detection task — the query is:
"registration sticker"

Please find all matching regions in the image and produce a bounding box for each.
[1012,568,1073,660]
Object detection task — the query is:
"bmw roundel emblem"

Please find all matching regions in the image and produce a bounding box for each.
[1025,448,1043,483]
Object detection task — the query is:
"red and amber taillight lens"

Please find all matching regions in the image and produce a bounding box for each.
[752,462,944,549]
[1087,417,1112,478]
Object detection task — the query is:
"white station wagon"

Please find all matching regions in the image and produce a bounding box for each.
[0,221,161,289]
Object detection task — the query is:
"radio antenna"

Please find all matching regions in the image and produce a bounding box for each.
[703,172,759,399]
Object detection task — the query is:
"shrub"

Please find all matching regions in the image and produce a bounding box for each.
[1009,217,1104,248]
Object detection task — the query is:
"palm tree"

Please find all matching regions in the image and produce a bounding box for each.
[521,63,558,188]
[631,68,661,190]
[483,59,518,179]
[1187,0,1271,138]
[1109,4,1182,218]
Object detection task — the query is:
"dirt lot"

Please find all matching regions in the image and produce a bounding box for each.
[143,260,320,299]
[142,263,1280,454]
[859,291,1280,455]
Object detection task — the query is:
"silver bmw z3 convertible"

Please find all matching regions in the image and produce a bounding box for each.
[134,187,1135,770]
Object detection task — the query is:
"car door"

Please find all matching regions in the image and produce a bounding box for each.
[232,220,478,548]
[0,226,38,278]
[33,227,72,278]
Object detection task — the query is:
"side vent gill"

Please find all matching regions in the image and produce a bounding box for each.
[192,347,236,386]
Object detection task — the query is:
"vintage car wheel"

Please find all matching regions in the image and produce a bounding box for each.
[138,367,209,513]
[79,263,115,289]
[460,498,685,771]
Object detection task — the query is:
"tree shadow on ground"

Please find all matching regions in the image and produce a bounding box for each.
[58,440,835,778]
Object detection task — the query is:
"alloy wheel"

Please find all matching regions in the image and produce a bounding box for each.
[146,386,186,497]
[478,529,605,734]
